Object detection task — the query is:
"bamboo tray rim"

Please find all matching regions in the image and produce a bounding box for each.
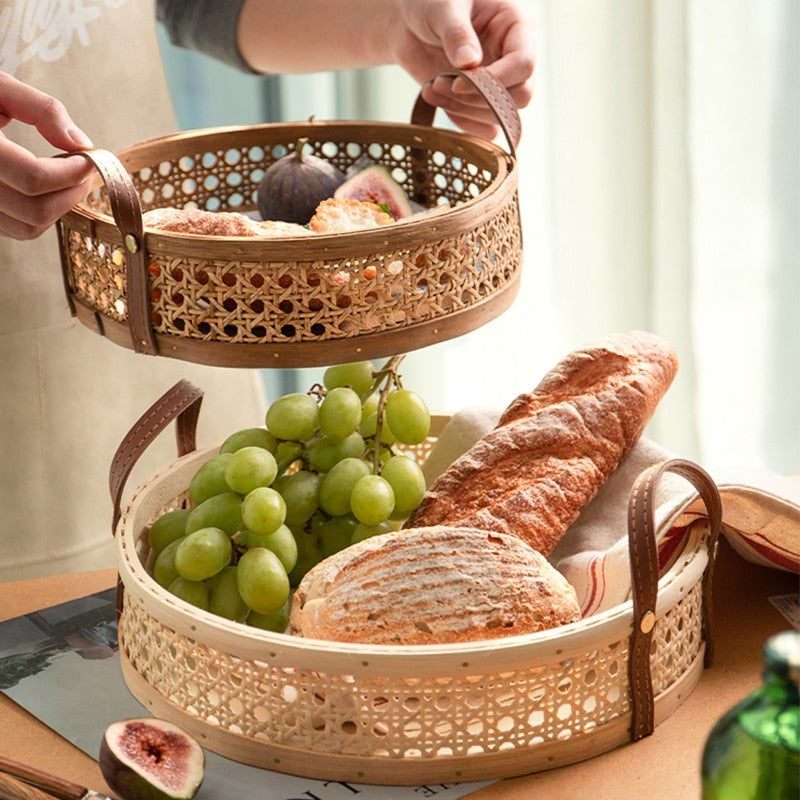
[116,444,711,676]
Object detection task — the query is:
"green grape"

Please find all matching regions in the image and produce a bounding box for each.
[318,457,371,517]
[275,440,303,468]
[153,537,183,588]
[185,491,243,536]
[288,526,324,586]
[188,452,234,506]
[148,508,191,554]
[246,598,290,633]
[351,520,393,544]
[236,547,290,614]
[380,455,427,516]
[167,577,210,610]
[279,470,322,527]
[323,360,375,396]
[219,426,278,455]
[265,393,319,441]
[245,523,298,573]
[315,513,359,557]
[308,432,365,472]
[350,474,395,526]
[361,392,379,421]
[207,566,249,622]
[174,526,232,582]
[241,486,286,536]
[223,445,278,495]
[360,411,396,445]
[384,388,431,445]
[319,386,362,439]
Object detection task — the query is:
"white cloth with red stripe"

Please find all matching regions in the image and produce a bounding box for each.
[424,410,800,618]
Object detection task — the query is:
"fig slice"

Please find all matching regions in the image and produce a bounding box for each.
[99,718,204,800]
[334,164,414,220]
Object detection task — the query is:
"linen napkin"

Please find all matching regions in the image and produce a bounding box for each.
[423,411,800,617]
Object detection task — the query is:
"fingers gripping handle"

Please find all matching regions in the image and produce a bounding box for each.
[411,67,522,155]
[67,148,157,356]
[626,458,722,741]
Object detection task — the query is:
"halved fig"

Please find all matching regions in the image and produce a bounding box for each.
[334,164,414,220]
[99,718,204,800]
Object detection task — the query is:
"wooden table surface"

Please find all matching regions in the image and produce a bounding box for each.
[0,539,796,799]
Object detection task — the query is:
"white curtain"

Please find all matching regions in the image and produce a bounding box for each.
[396,0,800,477]
[159,1,799,476]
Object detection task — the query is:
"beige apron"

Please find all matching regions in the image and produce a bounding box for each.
[0,0,267,581]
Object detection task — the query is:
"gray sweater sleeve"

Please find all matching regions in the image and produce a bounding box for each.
[157,0,257,72]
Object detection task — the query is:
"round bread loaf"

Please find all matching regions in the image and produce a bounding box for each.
[289,526,581,645]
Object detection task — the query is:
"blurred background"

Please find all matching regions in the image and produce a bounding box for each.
[158,0,798,477]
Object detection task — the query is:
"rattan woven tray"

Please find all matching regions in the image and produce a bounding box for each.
[57,69,522,368]
[109,381,723,784]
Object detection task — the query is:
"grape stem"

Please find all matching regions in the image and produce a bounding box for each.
[367,354,406,474]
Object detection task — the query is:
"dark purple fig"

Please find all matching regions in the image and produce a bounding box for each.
[257,137,346,225]
[334,164,413,220]
[99,718,204,800]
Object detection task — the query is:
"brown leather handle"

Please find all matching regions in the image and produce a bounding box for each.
[109,379,203,536]
[109,379,203,618]
[626,457,722,741]
[65,148,157,356]
[411,67,522,155]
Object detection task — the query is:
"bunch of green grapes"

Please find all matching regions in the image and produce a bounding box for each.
[145,356,430,630]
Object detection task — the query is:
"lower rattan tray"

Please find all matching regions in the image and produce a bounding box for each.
[110,381,722,784]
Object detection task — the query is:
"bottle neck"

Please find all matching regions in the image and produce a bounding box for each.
[764,666,800,702]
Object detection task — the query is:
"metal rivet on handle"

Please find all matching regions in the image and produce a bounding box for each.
[125,234,139,254]
[640,610,656,634]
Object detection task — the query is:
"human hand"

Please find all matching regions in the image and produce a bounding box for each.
[0,72,95,240]
[395,0,535,139]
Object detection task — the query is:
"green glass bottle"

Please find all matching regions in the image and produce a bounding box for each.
[701,630,799,799]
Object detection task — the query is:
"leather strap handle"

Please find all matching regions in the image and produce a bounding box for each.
[626,458,722,741]
[64,148,158,356]
[411,67,522,155]
[109,380,203,617]
[109,379,203,536]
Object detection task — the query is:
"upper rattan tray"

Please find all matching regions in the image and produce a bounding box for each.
[57,69,522,368]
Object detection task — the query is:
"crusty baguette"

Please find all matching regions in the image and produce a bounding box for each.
[404,330,679,556]
[290,526,581,645]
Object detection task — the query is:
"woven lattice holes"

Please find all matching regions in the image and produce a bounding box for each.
[119,581,703,761]
[115,443,713,782]
[59,121,521,365]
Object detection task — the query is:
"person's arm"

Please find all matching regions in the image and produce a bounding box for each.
[235,0,535,139]
[158,0,534,137]
[0,72,95,240]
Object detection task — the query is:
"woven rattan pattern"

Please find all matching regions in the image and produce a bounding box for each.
[114,424,712,778]
[119,579,703,760]
[63,130,521,345]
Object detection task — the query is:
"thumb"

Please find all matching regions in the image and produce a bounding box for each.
[432,3,483,68]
